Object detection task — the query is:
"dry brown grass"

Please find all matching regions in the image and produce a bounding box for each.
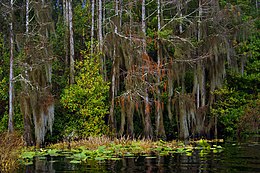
[49,136,118,150]
[48,136,184,154]
[0,132,24,172]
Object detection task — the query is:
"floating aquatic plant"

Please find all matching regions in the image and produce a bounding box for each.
[19,138,224,165]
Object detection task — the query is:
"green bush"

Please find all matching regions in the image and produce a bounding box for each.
[61,51,109,138]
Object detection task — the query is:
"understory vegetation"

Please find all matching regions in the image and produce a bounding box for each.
[0,132,23,172]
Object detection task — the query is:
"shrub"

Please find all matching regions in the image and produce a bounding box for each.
[61,51,109,138]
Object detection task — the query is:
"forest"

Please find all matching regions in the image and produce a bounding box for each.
[0,0,259,148]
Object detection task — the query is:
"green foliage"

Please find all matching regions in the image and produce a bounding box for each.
[73,4,91,52]
[0,33,9,132]
[237,95,260,137]
[212,20,260,138]
[61,51,109,137]
[158,29,172,39]
[73,4,90,38]
[50,18,65,57]
[211,87,245,136]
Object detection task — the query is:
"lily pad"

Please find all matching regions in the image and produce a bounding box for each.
[109,157,121,160]
[70,160,81,164]
[145,156,157,159]
[23,161,34,165]
[95,157,105,161]
[37,156,47,160]
[47,149,60,156]
[21,151,36,159]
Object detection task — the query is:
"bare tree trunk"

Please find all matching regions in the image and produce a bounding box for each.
[156,0,165,139]
[26,0,29,34]
[119,99,126,136]
[63,0,66,22]
[68,0,74,84]
[119,0,123,28]
[179,97,189,140]
[200,65,206,106]
[142,0,153,139]
[91,0,95,56]
[21,96,34,146]
[129,1,132,41]
[109,59,116,134]
[156,0,161,138]
[98,0,104,77]
[178,0,183,33]
[8,0,14,133]
[64,0,69,67]
[23,0,34,146]
[141,0,146,51]
[197,0,206,107]
[98,0,102,49]
[115,0,119,33]
[109,0,119,135]
[126,100,134,138]
[167,63,173,121]
[197,81,200,108]
[198,0,202,42]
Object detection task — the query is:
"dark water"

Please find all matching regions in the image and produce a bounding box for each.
[19,141,260,173]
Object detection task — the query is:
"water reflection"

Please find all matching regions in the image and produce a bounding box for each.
[20,142,260,173]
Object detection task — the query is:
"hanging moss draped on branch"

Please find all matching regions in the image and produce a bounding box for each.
[19,0,54,147]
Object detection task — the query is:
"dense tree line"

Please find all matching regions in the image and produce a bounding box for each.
[0,0,259,146]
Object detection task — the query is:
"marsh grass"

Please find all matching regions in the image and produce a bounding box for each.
[48,136,196,155]
[0,132,24,172]
[49,136,157,150]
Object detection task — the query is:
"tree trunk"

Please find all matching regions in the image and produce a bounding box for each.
[115,0,119,33]
[23,0,34,146]
[64,0,69,67]
[68,0,74,84]
[119,99,126,137]
[141,0,153,139]
[141,0,146,50]
[156,0,165,139]
[91,0,95,56]
[21,96,34,146]
[98,0,105,77]
[197,0,206,107]
[178,0,183,33]
[179,97,189,140]
[167,63,173,121]
[26,0,29,34]
[98,0,102,49]
[109,0,120,135]
[8,0,14,133]
[109,60,116,134]
[119,0,123,29]
[126,100,134,138]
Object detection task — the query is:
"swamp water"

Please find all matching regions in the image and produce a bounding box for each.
[18,141,260,173]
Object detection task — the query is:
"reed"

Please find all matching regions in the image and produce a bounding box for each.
[0,132,24,172]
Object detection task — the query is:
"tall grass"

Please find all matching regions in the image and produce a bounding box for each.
[0,132,23,172]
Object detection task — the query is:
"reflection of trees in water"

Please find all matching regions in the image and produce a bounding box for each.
[19,143,260,172]
[25,155,210,173]
[34,157,55,173]
[21,152,230,172]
